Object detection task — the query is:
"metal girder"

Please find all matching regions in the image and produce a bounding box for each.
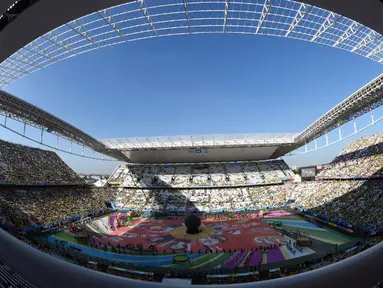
[223,0,229,32]
[97,9,128,42]
[145,137,155,148]
[295,73,383,144]
[183,0,190,34]
[366,42,383,58]
[0,73,17,82]
[310,12,341,42]
[66,19,100,48]
[25,41,56,63]
[0,90,130,162]
[285,3,312,37]
[0,80,9,86]
[2,0,383,88]
[42,30,78,56]
[351,30,380,52]
[0,62,30,75]
[256,0,274,34]
[125,138,136,149]
[333,21,361,47]
[14,50,43,69]
[136,0,157,37]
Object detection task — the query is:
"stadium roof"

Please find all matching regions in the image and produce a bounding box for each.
[100,134,298,163]
[101,133,298,149]
[1,0,383,87]
[296,72,383,144]
[0,0,383,163]
[0,90,130,162]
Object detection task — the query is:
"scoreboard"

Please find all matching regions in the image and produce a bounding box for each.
[301,166,317,180]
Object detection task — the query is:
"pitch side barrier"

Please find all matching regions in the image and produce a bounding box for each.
[1,229,383,288]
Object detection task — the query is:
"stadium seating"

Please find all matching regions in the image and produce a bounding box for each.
[0,139,82,185]
[108,160,294,188]
[0,186,123,229]
[0,133,383,285]
[318,133,383,178]
[289,180,383,230]
[118,185,288,213]
[0,260,35,288]
[1,180,381,231]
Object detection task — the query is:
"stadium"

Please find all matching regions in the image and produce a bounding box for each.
[0,0,383,287]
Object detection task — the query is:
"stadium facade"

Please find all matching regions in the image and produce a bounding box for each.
[0,0,383,287]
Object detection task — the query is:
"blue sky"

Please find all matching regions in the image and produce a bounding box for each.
[2,34,383,174]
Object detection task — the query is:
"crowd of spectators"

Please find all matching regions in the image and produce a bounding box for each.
[318,132,383,178]
[0,186,123,229]
[289,180,383,230]
[108,160,293,188]
[1,133,383,285]
[0,139,82,185]
[119,186,288,213]
[1,178,381,231]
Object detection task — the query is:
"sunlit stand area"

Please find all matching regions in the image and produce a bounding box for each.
[0,133,383,287]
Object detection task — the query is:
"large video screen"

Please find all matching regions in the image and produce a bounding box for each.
[301,167,316,178]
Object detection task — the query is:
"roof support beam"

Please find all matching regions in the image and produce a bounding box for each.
[0,90,129,161]
[156,137,164,147]
[145,137,155,148]
[135,137,147,148]
[366,42,383,58]
[223,0,229,32]
[14,50,43,70]
[255,0,273,34]
[0,64,30,75]
[333,21,361,47]
[0,80,10,86]
[116,139,125,149]
[66,19,100,48]
[0,72,17,81]
[310,13,341,42]
[351,31,380,52]
[97,9,128,42]
[22,42,56,63]
[125,138,136,149]
[42,30,78,56]
[136,0,157,37]
[285,3,312,37]
[295,73,383,144]
[183,0,191,34]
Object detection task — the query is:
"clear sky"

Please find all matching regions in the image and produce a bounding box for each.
[2,34,383,174]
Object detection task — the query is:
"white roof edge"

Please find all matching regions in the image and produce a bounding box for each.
[99,133,299,150]
[299,72,383,136]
